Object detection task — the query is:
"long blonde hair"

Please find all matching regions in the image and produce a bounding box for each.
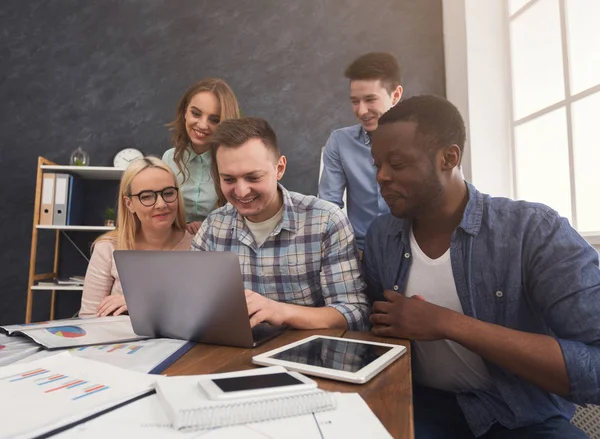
[95,156,187,250]
[166,78,240,184]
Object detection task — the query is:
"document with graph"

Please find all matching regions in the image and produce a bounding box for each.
[14,338,194,374]
[0,351,156,439]
[1,316,119,335]
[0,316,150,349]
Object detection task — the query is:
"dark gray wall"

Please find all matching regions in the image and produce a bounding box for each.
[0,0,445,324]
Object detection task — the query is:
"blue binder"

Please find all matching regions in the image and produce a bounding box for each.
[148,341,196,374]
[66,175,84,226]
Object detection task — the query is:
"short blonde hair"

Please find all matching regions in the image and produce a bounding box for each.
[95,156,187,250]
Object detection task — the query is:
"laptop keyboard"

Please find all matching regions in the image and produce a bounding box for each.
[251,324,275,340]
[251,324,285,344]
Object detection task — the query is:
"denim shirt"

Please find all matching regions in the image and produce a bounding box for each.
[363,182,600,436]
[319,125,390,250]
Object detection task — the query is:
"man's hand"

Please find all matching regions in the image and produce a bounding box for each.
[245,289,288,328]
[370,290,454,340]
[97,295,127,317]
[186,221,203,235]
[371,290,572,396]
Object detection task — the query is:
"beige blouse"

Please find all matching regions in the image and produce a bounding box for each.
[79,232,193,317]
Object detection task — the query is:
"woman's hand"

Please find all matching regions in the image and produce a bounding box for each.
[186,221,203,235]
[96,295,128,317]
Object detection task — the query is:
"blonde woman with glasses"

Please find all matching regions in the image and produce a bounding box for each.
[163,78,240,235]
[79,156,192,317]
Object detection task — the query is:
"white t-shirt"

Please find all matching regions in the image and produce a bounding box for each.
[405,229,493,392]
[244,205,285,247]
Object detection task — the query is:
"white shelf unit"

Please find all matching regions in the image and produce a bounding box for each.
[36,225,116,231]
[31,285,84,291]
[26,157,124,323]
[40,165,124,180]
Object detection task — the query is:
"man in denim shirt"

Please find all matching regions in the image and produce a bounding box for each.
[364,95,599,438]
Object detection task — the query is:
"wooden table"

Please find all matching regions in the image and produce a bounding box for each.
[164,329,413,439]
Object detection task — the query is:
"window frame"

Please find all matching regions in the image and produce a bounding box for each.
[507,0,600,236]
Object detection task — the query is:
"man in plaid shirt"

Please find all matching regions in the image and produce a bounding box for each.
[191,117,369,331]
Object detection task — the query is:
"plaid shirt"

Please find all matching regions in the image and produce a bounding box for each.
[191,184,369,330]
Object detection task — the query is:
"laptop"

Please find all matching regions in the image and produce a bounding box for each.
[113,250,285,348]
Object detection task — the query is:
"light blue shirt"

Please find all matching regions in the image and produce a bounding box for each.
[364,181,600,436]
[318,125,389,250]
[162,147,217,223]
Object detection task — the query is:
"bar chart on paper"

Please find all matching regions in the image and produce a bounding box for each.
[68,339,190,373]
[12,339,192,373]
[3,366,110,400]
[75,343,144,354]
[0,353,155,439]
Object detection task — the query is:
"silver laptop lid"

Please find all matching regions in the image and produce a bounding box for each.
[113,250,255,348]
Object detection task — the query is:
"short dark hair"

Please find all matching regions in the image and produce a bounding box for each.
[344,52,402,93]
[209,117,281,158]
[378,95,466,157]
[208,117,281,207]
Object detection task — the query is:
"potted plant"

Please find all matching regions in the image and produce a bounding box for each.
[104,207,116,227]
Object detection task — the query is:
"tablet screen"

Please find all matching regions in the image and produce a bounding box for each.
[270,337,392,372]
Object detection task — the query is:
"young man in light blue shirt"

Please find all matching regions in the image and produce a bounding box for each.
[319,52,403,251]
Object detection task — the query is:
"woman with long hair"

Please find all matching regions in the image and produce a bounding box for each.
[163,78,240,234]
[79,156,192,317]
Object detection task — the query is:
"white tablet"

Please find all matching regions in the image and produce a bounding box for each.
[252,335,406,384]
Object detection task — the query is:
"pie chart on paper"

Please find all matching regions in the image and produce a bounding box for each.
[45,326,87,338]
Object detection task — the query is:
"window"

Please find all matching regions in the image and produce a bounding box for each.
[508,0,600,233]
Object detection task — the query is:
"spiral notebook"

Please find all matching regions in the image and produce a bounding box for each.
[155,366,337,430]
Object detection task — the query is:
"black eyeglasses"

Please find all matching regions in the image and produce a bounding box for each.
[129,186,179,207]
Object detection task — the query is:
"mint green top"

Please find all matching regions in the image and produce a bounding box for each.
[162,147,217,223]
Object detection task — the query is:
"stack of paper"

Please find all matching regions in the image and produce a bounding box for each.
[37,277,85,288]
[0,333,41,367]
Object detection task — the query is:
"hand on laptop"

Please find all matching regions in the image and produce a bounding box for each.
[96,294,128,317]
[245,289,287,328]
